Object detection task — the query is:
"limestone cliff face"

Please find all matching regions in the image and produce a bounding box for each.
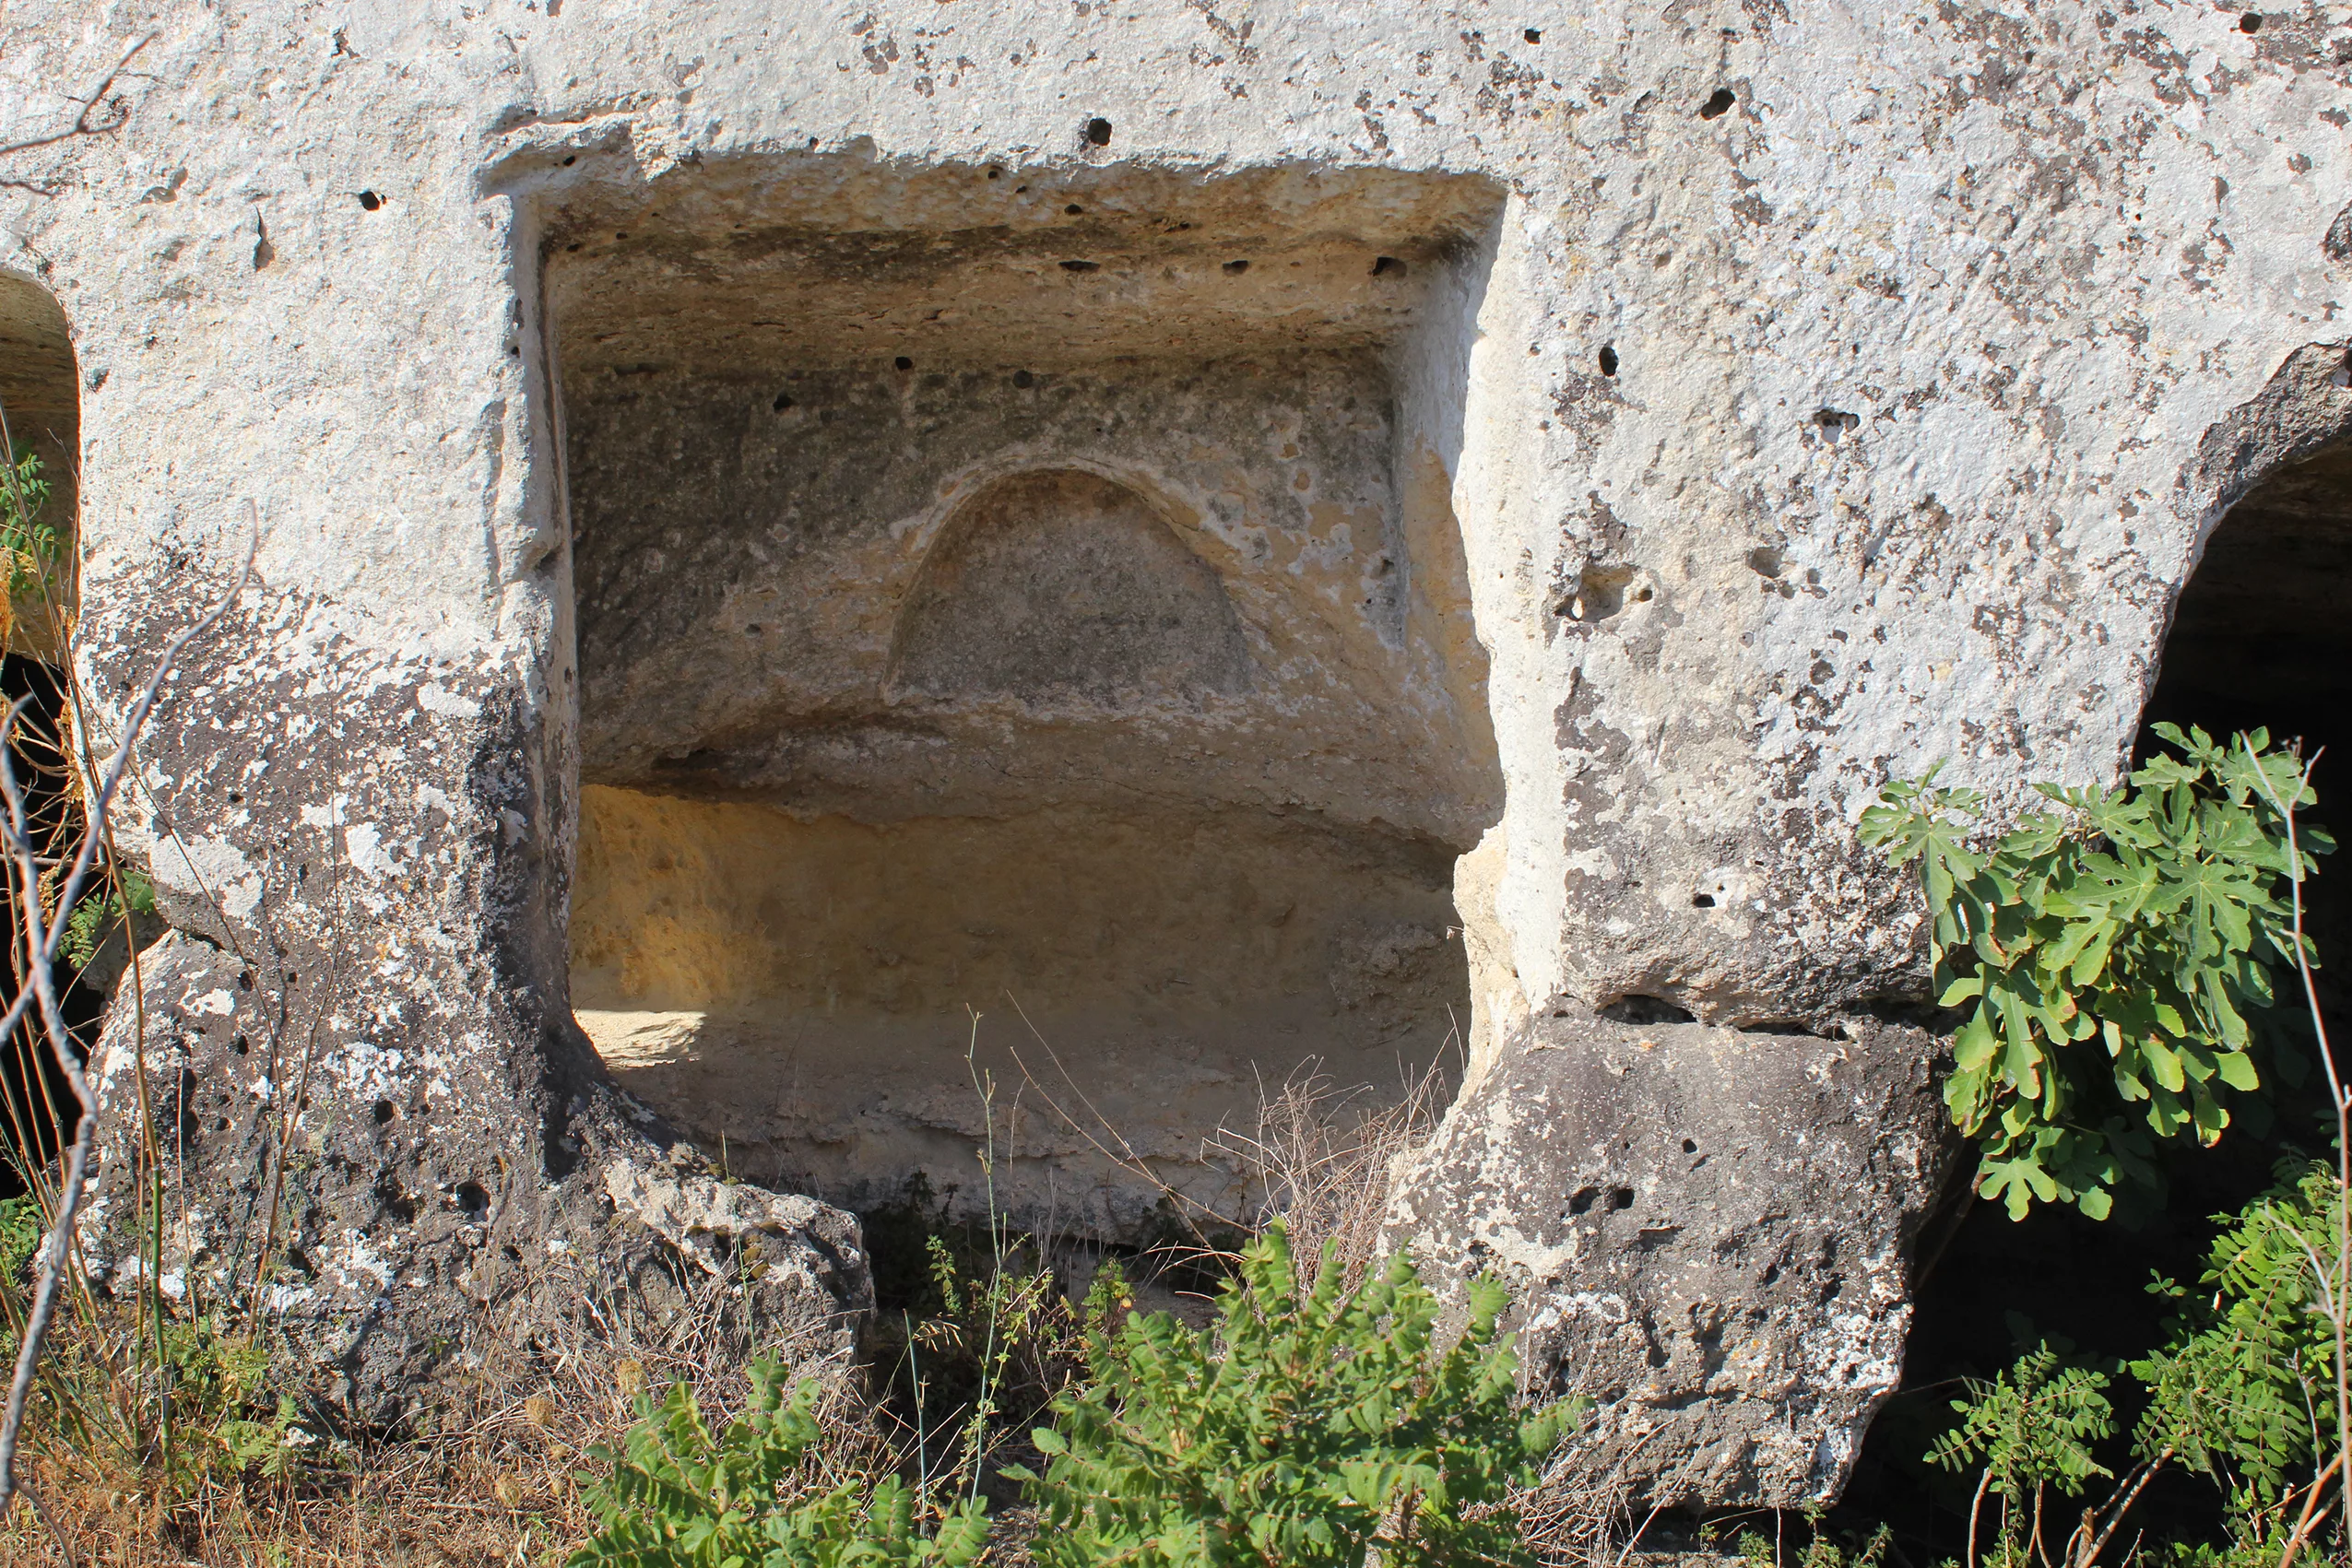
[1,0,2346,1501]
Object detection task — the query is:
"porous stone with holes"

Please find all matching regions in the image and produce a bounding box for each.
[4,0,2348,1504]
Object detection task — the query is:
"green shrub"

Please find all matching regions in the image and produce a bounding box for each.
[1927,1342,2118,1520]
[1008,1220,1568,1568]
[2133,1159,2342,1503]
[0,444,61,596]
[61,866,156,971]
[1860,725,2330,1218]
[1928,1162,2347,1566]
[0,1195,37,1294]
[569,1359,988,1568]
[571,1224,1566,1566]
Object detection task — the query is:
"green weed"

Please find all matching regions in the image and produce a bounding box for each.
[1861,725,2331,1219]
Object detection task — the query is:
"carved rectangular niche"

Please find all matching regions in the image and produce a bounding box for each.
[546,158,1505,1239]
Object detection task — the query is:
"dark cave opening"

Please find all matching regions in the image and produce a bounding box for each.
[0,654,108,1201]
[1839,441,2352,1557]
[0,273,89,1204]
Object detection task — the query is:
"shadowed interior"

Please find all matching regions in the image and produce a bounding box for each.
[0,276,83,1197]
[1846,436,2352,1558]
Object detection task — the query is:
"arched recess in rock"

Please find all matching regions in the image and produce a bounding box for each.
[888,467,1251,709]
[542,159,1510,1247]
[566,460,1483,1241]
[1846,359,2352,1544]
[2137,433,2350,1025]
[2140,442,2352,765]
[0,273,87,1196]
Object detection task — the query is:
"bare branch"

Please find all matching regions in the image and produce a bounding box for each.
[0,525,254,1523]
[0,35,153,197]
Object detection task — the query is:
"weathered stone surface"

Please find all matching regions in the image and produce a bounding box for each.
[0,0,2345,1503]
[1386,1009,1956,1507]
[82,921,869,1426]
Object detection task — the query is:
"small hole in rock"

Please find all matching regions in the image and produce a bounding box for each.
[1223,258,1250,274]
[455,1181,490,1217]
[2240,11,2263,30]
[893,356,914,371]
[356,190,384,211]
[1065,204,1084,215]
[1692,893,1716,908]
[1523,27,1542,42]
[1682,1138,1698,1154]
[1084,116,1114,146]
[1598,344,1619,377]
[1059,259,1100,273]
[1608,1186,1637,1211]
[986,166,1002,179]
[1011,370,1034,387]
[1746,546,1784,577]
[1371,255,1408,277]
[1699,88,1736,119]
[372,1100,395,1125]
[1599,995,1696,1025]
[772,393,795,411]
[561,155,576,166]
[1569,1186,1601,1215]
[232,1034,249,1056]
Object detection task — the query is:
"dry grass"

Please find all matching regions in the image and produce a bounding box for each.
[0,1050,1660,1567]
[14,1421,585,1566]
[0,1256,866,1567]
[1205,1060,1453,1294]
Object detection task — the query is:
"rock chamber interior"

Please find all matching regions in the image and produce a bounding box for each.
[543,159,1506,1238]
[0,274,82,1193]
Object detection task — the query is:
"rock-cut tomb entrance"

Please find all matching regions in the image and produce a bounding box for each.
[544,159,1507,1240]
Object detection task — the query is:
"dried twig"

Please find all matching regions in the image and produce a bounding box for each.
[0,538,251,1527]
[0,37,153,196]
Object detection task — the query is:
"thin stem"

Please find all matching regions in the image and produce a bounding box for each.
[2276,1448,2342,1568]
[0,34,153,195]
[2248,743,2348,1559]
[0,544,251,1514]
[963,1009,1002,1506]
[2078,1451,2168,1568]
